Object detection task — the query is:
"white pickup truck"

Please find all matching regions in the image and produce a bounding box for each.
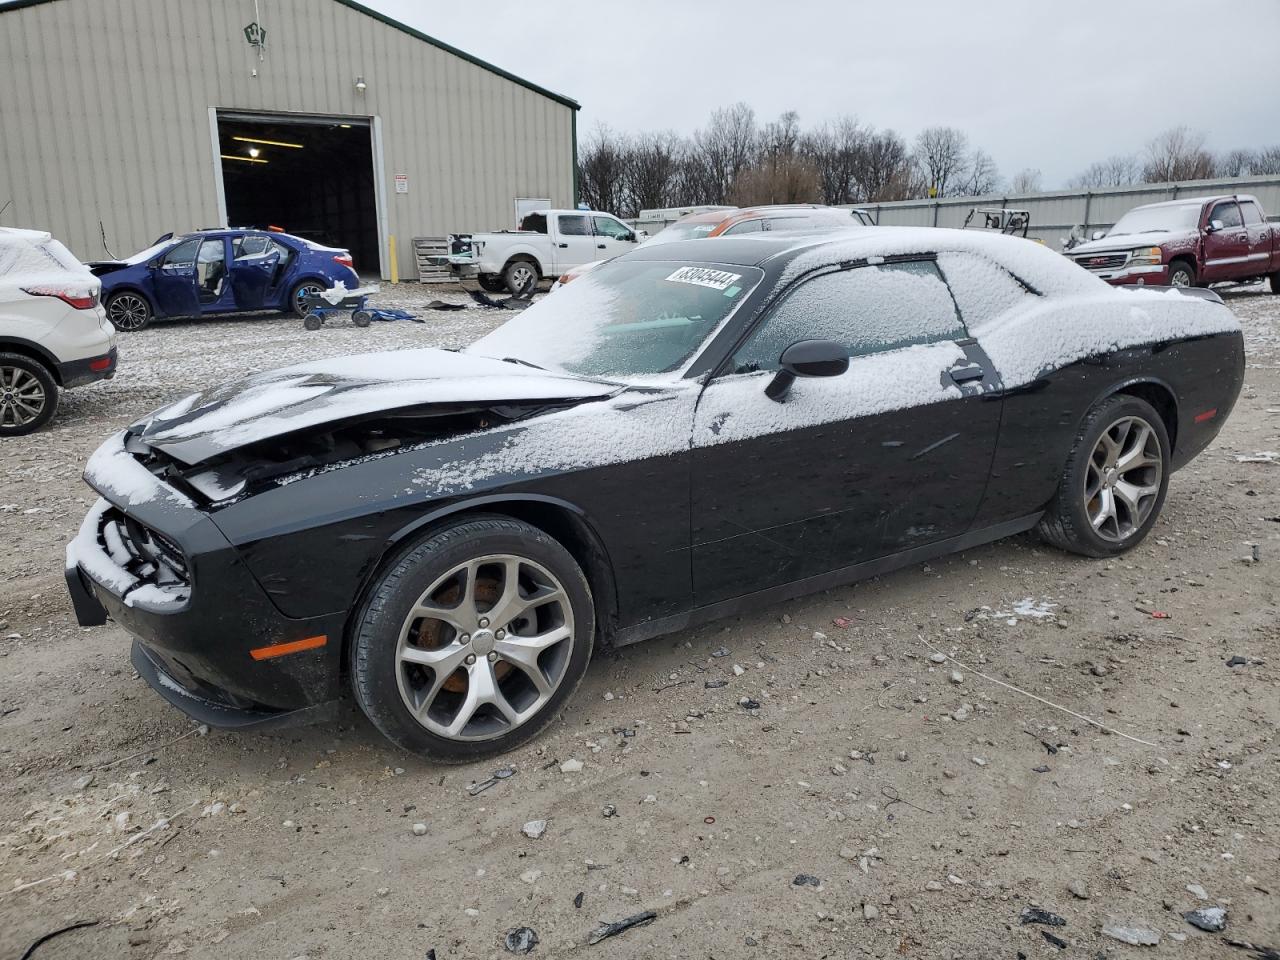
[443,209,643,293]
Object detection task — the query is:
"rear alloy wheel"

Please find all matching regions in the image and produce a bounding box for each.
[351,517,594,762]
[1038,395,1170,557]
[291,281,326,318]
[106,292,151,331]
[0,353,58,435]
[1168,261,1195,288]
[502,260,538,296]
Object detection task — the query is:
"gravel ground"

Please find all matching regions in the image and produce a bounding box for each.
[0,283,1277,960]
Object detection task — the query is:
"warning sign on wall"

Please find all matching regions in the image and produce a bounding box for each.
[394,174,408,194]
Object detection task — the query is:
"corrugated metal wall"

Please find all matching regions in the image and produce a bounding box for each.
[844,175,1280,248]
[0,0,577,279]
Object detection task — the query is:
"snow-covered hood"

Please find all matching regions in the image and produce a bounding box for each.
[130,348,619,465]
[1068,229,1196,256]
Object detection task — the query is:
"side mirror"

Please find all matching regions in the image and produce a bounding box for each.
[1206,219,1224,233]
[623,232,636,242]
[766,339,849,401]
[1091,230,1106,241]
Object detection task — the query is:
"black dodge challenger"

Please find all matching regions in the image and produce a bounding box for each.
[66,229,1244,762]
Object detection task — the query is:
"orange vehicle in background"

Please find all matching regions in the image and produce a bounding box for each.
[551,204,872,289]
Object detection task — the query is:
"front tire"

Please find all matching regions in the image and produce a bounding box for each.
[1269,270,1279,295]
[105,291,152,332]
[1038,395,1170,558]
[0,353,58,435]
[1168,260,1195,289]
[351,516,595,763]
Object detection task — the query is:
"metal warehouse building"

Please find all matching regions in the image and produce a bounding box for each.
[0,0,579,279]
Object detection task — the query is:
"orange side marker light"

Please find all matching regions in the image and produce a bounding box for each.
[250,635,327,660]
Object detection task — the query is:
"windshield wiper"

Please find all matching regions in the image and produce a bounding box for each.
[501,356,546,370]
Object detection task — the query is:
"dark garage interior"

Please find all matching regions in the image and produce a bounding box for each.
[217,113,381,275]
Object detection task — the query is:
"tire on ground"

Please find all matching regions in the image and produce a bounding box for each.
[105,291,152,332]
[1037,393,1170,558]
[0,351,59,435]
[290,281,325,318]
[1168,259,1195,288]
[350,515,595,763]
[502,259,539,296]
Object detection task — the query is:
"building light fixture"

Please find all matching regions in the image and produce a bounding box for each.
[232,135,303,149]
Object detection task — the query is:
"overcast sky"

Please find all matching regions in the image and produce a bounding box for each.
[370,0,1280,188]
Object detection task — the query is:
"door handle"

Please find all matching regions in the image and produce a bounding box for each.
[949,363,985,384]
[597,243,607,249]
[557,242,568,248]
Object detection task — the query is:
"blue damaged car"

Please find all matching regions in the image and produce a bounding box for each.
[89,228,360,331]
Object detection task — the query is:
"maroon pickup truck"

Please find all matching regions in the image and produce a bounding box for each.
[1067,194,1280,291]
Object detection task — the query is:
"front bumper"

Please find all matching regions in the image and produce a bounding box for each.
[1071,263,1169,286]
[64,431,348,725]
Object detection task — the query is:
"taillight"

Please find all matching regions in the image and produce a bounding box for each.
[333,253,354,269]
[23,285,99,309]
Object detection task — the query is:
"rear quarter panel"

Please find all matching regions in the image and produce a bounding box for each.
[971,285,1243,528]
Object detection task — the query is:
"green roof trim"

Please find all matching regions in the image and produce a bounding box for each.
[0,0,581,111]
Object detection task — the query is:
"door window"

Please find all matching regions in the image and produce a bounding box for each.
[721,218,764,235]
[1241,201,1265,225]
[733,259,966,373]
[1209,201,1243,228]
[557,215,590,236]
[232,235,271,258]
[592,216,632,240]
[161,237,200,268]
[196,238,227,301]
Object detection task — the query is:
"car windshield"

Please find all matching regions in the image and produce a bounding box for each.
[646,220,722,245]
[123,237,188,265]
[1108,204,1201,236]
[468,259,764,378]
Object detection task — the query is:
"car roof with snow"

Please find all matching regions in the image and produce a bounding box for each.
[622,226,1104,296]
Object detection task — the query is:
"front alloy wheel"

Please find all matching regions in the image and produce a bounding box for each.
[352,516,594,762]
[395,555,576,741]
[106,292,151,331]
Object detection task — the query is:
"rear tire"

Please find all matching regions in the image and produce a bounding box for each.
[0,353,59,435]
[1168,260,1195,288]
[352,310,372,327]
[105,291,152,332]
[351,516,595,763]
[1038,394,1170,558]
[303,313,323,331]
[1269,270,1279,294]
[290,280,326,318]
[502,260,538,296]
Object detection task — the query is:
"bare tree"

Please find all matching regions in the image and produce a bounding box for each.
[958,149,1001,196]
[1219,145,1280,176]
[913,127,970,197]
[1142,126,1215,182]
[1009,168,1042,194]
[577,124,630,215]
[1252,145,1280,175]
[1067,154,1141,189]
[690,103,759,205]
[857,129,915,201]
[730,156,821,206]
[624,131,684,215]
[804,116,866,204]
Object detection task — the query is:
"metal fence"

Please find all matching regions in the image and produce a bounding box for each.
[840,175,1280,248]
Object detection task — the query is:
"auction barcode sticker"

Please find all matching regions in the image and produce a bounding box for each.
[665,266,742,290]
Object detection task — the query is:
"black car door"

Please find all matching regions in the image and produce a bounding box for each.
[689,257,1001,606]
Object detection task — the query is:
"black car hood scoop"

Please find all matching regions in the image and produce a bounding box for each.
[131,348,617,465]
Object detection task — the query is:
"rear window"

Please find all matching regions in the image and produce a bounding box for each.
[0,236,85,278]
[937,251,1036,331]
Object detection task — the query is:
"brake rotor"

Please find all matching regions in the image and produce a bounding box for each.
[414,574,512,693]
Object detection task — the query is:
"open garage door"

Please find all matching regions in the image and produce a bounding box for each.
[216,111,381,276]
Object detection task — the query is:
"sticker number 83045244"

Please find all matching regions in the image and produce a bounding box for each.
[665,266,742,290]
